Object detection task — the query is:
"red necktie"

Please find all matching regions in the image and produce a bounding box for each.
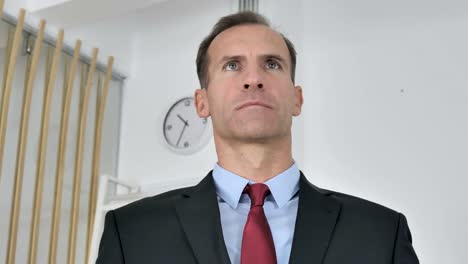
[241,183,277,264]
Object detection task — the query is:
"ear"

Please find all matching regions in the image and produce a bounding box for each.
[194,88,210,118]
[292,85,303,116]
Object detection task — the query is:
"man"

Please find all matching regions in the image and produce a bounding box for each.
[97,11,419,264]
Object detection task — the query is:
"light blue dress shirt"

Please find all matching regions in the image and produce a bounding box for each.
[212,163,300,264]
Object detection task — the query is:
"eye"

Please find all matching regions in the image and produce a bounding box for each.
[265,60,280,70]
[224,61,240,71]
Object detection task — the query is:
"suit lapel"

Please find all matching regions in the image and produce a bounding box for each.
[289,173,342,264]
[175,172,231,264]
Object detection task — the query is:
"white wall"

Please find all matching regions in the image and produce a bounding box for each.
[3,0,28,13]
[63,16,137,78]
[301,1,468,263]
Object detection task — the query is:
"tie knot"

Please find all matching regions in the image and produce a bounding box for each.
[243,183,271,207]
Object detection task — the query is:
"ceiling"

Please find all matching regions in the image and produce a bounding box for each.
[9,0,170,28]
[3,0,468,31]
[2,0,468,49]
[0,0,170,48]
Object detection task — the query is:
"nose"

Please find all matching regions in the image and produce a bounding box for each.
[243,66,264,90]
[243,83,263,89]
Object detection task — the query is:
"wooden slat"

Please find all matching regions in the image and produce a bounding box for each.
[44,46,53,92]
[48,39,81,264]
[85,71,102,263]
[80,62,88,108]
[4,9,26,264]
[85,56,114,263]
[23,36,32,93]
[28,27,64,264]
[0,8,25,183]
[0,29,14,175]
[67,47,99,264]
[0,0,4,16]
[1,26,14,130]
[10,20,46,264]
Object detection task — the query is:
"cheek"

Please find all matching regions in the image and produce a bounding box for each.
[209,69,238,84]
[207,91,228,118]
[272,82,296,108]
[208,80,238,105]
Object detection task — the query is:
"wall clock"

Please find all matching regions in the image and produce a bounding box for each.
[162,96,212,155]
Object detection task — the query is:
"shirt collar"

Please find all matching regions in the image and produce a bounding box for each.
[212,162,300,209]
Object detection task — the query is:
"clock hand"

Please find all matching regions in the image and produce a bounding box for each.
[176,123,188,146]
[177,114,189,126]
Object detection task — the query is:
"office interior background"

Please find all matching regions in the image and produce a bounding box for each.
[0,0,467,263]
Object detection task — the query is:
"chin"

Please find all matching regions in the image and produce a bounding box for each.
[234,128,281,142]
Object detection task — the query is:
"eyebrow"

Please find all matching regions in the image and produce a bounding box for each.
[260,54,288,65]
[217,54,289,67]
[218,55,244,65]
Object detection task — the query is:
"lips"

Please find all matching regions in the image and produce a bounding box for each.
[235,101,273,110]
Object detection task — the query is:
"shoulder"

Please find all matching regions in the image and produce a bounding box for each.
[329,188,398,215]
[118,185,194,210]
[316,186,402,227]
[110,185,193,222]
[299,173,401,221]
[107,173,215,226]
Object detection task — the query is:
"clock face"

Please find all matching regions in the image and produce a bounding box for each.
[163,97,211,154]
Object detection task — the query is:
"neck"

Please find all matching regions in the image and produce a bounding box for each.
[215,135,294,183]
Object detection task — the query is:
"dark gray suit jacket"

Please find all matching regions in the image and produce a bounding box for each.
[96,172,419,263]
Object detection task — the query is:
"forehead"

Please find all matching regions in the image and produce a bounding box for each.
[208,24,290,63]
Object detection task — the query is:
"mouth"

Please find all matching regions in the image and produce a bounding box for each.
[235,101,273,110]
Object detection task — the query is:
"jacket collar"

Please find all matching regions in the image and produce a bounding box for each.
[175,171,341,264]
[175,172,231,264]
[288,172,342,264]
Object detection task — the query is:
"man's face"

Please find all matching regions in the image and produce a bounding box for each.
[195,25,303,143]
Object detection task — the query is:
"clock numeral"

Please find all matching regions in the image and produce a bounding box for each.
[184,142,189,148]
[184,100,191,107]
